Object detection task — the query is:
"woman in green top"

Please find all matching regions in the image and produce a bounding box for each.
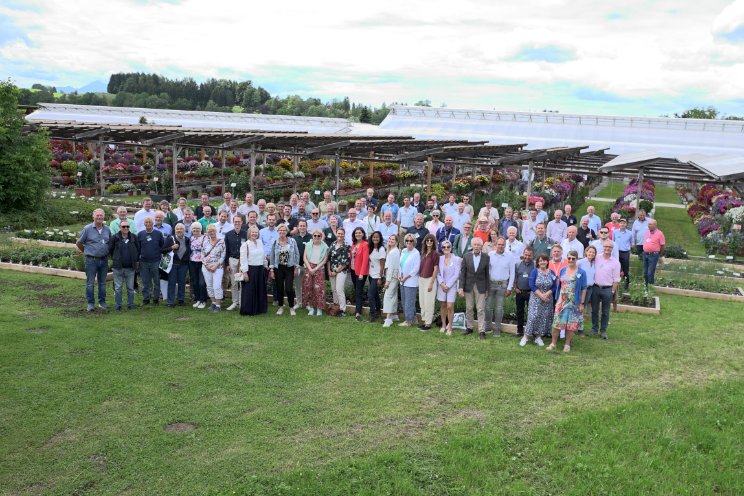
[303,229,330,316]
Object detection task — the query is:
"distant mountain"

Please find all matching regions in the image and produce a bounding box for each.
[78,80,108,93]
[56,86,77,94]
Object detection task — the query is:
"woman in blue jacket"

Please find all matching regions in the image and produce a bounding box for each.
[547,250,587,353]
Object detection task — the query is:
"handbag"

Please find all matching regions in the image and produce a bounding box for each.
[327,303,341,316]
[159,236,176,273]
[234,272,245,282]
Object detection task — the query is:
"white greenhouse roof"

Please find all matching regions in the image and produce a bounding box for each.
[379,105,744,157]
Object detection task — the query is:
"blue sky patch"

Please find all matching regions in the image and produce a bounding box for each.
[510,45,576,63]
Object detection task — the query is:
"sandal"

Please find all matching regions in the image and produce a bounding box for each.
[563,345,571,353]
[546,343,556,351]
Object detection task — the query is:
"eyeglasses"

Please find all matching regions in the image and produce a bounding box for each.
[405,240,415,243]
[567,256,577,260]
[442,245,451,249]
[313,234,322,238]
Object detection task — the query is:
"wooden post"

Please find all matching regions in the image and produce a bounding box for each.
[221,151,226,195]
[369,150,374,181]
[200,147,205,160]
[99,139,106,196]
[636,167,644,213]
[525,160,534,211]
[249,145,256,195]
[334,150,341,200]
[292,147,299,194]
[172,144,180,202]
[426,156,433,196]
[142,147,147,165]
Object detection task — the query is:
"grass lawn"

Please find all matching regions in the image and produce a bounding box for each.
[594,183,682,205]
[652,206,705,256]
[1,270,743,495]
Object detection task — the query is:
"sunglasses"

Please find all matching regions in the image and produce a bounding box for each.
[426,239,434,243]
[567,256,577,260]
[313,234,322,238]
[312,213,319,215]
[432,214,440,217]
[442,245,451,249]
[405,240,415,243]
[600,230,608,234]
[121,226,129,229]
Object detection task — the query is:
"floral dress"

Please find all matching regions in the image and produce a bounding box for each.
[525,270,555,337]
[552,269,582,331]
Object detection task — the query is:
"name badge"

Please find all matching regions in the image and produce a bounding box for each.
[522,273,528,278]
[146,236,152,242]
[415,233,420,238]
[101,239,106,244]
[123,239,129,244]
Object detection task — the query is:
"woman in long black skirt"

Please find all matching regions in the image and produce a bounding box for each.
[239,226,268,315]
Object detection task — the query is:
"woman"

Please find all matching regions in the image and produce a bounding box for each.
[483,228,500,253]
[166,223,190,307]
[365,205,380,236]
[522,254,557,346]
[382,234,400,328]
[269,223,300,315]
[576,245,597,336]
[513,210,524,237]
[323,214,340,247]
[189,223,207,308]
[172,197,188,221]
[425,210,442,235]
[436,240,461,335]
[303,228,329,316]
[239,226,267,316]
[350,227,370,322]
[367,231,386,322]
[262,202,277,225]
[417,233,439,331]
[327,227,350,317]
[201,223,226,312]
[547,250,587,353]
[398,234,421,327]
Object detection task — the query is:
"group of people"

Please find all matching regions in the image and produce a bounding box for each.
[77,188,666,352]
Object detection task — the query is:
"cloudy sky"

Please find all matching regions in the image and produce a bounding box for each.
[2,0,744,117]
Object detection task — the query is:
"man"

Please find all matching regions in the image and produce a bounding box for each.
[453,222,474,257]
[441,194,458,217]
[153,210,173,237]
[245,210,262,232]
[77,208,112,311]
[238,192,259,217]
[180,208,197,238]
[505,226,525,259]
[548,245,567,276]
[534,200,549,224]
[458,237,490,339]
[547,209,567,244]
[642,219,665,286]
[576,217,596,248]
[306,208,328,233]
[159,200,178,227]
[291,202,310,233]
[430,194,440,210]
[137,216,165,306]
[110,206,137,235]
[462,195,475,219]
[318,190,337,216]
[581,205,602,235]
[278,205,298,233]
[292,219,312,311]
[605,212,621,238]
[436,215,460,253]
[172,197,188,221]
[560,226,585,259]
[214,210,234,240]
[473,216,490,243]
[452,202,471,232]
[562,204,578,227]
[486,237,515,337]
[379,193,399,222]
[632,209,650,259]
[256,199,268,225]
[613,218,633,289]
[164,223,190,308]
[227,200,242,225]
[108,218,139,311]
[422,199,436,222]
[591,240,621,340]
[194,193,215,220]
[499,207,518,238]
[406,213,429,251]
[343,208,366,244]
[224,215,247,311]
[521,209,539,245]
[301,191,316,213]
[478,198,499,227]
[364,188,378,209]
[376,211,398,241]
[355,199,367,219]
[514,246,536,339]
[217,192,232,213]
[529,223,551,258]
[289,194,300,214]
[259,214,279,258]
[591,227,619,260]
[412,192,425,213]
[397,196,417,231]
[320,203,342,227]
[134,197,156,232]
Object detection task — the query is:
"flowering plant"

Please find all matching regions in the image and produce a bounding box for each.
[695,215,720,236]
[725,205,744,224]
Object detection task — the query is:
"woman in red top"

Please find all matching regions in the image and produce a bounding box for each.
[350,227,370,321]
[417,233,439,330]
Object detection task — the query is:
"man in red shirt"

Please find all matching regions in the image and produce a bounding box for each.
[473,216,490,243]
[642,219,665,286]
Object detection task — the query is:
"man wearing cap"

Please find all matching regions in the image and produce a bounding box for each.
[77,208,112,311]
[473,216,490,243]
[612,218,633,289]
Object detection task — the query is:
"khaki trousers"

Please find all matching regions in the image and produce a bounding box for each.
[465,286,487,332]
[418,276,437,325]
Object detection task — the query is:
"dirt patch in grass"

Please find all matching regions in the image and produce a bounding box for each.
[35,292,79,309]
[20,282,60,291]
[89,454,107,472]
[18,309,41,320]
[175,316,192,321]
[44,429,75,448]
[27,327,50,334]
[164,422,197,433]
[71,479,96,495]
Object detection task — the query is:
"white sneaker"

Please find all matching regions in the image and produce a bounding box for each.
[382,319,393,328]
[392,314,400,321]
[192,301,200,308]
[197,301,206,309]
[519,336,528,347]
[308,308,315,316]
[293,303,301,311]
[226,303,238,311]
[398,321,411,327]
[276,307,284,315]
[535,337,545,347]
[316,310,323,316]
[289,307,296,316]
[306,305,313,313]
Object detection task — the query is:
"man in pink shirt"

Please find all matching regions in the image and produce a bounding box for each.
[642,219,665,286]
[591,240,621,339]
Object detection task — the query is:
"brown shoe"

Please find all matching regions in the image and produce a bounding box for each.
[479,332,486,341]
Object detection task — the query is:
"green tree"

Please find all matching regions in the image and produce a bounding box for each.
[675,106,719,119]
[359,106,371,123]
[0,80,51,212]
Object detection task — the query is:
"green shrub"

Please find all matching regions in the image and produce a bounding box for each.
[664,245,688,259]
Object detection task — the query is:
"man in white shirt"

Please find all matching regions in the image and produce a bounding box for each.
[441,194,458,217]
[478,198,499,227]
[217,192,232,214]
[214,210,234,240]
[521,209,539,245]
[547,209,568,244]
[486,237,515,336]
[535,201,549,224]
[306,208,328,233]
[560,226,585,258]
[134,197,156,232]
[343,208,366,244]
[376,211,398,240]
[505,226,525,259]
[238,193,259,216]
[452,203,471,232]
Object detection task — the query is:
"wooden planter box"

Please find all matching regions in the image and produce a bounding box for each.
[75,187,97,197]
[0,261,112,281]
[657,269,743,283]
[653,286,744,302]
[615,296,661,315]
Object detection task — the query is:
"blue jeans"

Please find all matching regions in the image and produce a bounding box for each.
[168,263,189,304]
[591,286,613,333]
[140,260,160,302]
[643,252,660,285]
[85,256,108,306]
[113,267,135,308]
[401,286,418,322]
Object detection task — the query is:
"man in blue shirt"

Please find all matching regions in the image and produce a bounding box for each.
[379,193,399,221]
[632,209,650,259]
[581,205,602,234]
[76,208,112,311]
[613,218,634,289]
